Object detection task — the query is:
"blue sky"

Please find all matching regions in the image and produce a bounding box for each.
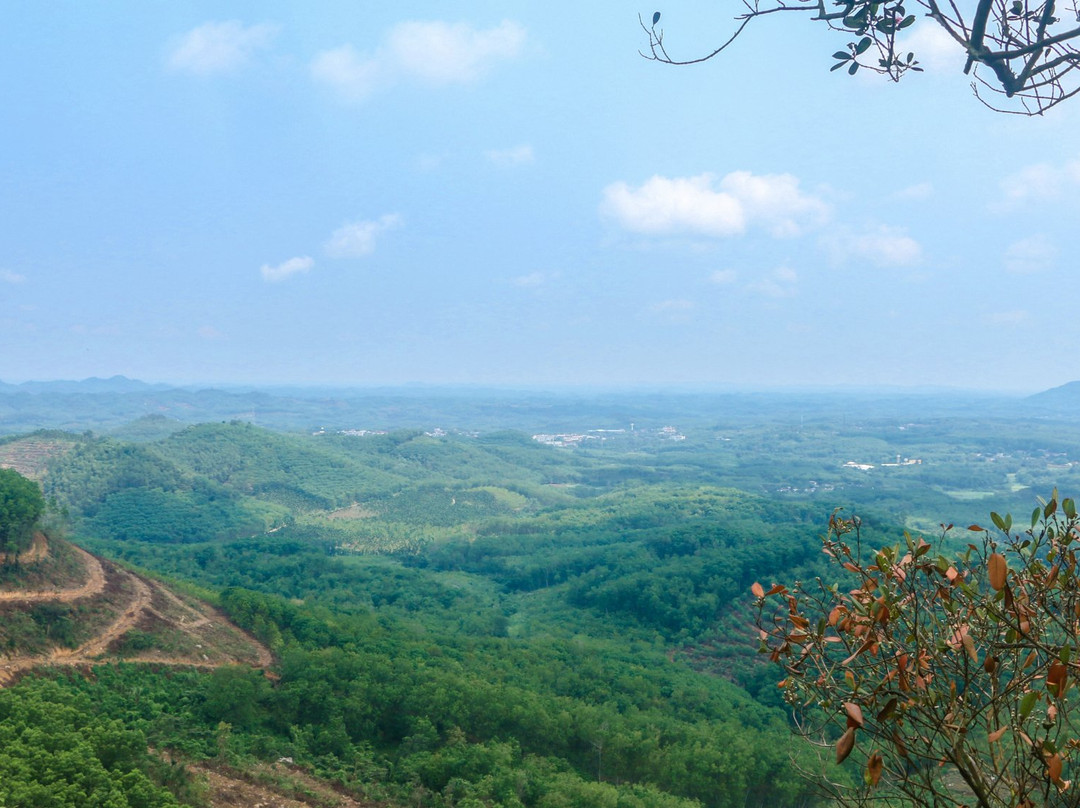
[1,2,1076,392]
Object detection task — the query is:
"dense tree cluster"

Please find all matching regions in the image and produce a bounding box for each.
[0,467,45,561]
[0,677,184,807]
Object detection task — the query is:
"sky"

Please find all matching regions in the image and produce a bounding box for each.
[0,2,1077,392]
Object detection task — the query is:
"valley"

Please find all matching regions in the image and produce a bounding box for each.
[2,384,1080,806]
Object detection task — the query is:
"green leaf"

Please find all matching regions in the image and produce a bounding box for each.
[1020,690,1039,719]
[898,14,916,27]
[831,61,849,71]
[1064,498,1076,519]
[991,511,1006,531]
[833,50,852,59]
[848,61,860,74]
[1032,507,1041,527]
[856,36,872,54]
[652,11,662,25]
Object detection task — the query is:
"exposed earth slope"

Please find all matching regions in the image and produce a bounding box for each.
[0,532,271,686]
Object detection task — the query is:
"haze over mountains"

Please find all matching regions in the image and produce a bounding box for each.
[0,376,1076,437]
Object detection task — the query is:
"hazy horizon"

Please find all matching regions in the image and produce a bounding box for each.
[0,373,1045,398]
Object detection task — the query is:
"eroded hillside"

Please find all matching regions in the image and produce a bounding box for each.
[0,532,271,686]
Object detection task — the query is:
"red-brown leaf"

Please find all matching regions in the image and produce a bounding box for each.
[1048,752,1063,785]
[844,702,865,728]
[988,553,1007,591]
[751,582,765,598]
[836,727,856,764]
[1048,663,1068,699]
[866,752,884,786]
[961,632,977,662]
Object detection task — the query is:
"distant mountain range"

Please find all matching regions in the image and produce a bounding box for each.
[0,375,173,394]
[1026,381,1080,411]
[0,376,1075,436]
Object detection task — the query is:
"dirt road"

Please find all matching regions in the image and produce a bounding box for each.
[0,541,273,686]
[0,542,106,604]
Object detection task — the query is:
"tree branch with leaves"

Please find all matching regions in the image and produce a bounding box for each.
[642,0,1080,114]
[753,492,1080,807]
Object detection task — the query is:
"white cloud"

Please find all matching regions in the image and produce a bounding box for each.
[310,46,381,102]
[261,256,314,282]
[898,22,966,73]
[414,153,448,172]
[893,182,933,201]
[747,267,798,298]
[1004,234,1057,274]
[652,299,695,311]
[988,310,1029,325]
[999,160,1080,205]
[0,269,26,284]
[487,144,534,167]
[324,214,402,259]
[311,20,525,102]
[718,171,830,237]
[600,172,828,239]
[388,20,525,84]
[709,269,737,285]
[823,225,922,267]
[70,323,121,336]
[512,271,556,288]
[167,21,278,75]
[649,299,696,323]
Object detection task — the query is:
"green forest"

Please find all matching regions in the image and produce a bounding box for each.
[2,404,1080,807]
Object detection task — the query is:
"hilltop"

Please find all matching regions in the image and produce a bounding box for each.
[1027,380,1080,411]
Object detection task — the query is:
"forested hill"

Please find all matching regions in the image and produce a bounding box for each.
[0,419,848,808]
[4,409,1078,807]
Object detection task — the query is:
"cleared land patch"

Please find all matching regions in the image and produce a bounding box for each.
[0,436,76,479]
[0,536,271,685]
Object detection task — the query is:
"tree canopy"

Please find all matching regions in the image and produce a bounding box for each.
[0,467,45,561]
[643,0,1080,114]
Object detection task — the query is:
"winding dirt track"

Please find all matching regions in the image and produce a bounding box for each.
[0,539,106,604]
[0,538,272,685]
[53,567,153,661]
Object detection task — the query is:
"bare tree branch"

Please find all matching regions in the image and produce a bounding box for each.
[642,0,1080,113]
